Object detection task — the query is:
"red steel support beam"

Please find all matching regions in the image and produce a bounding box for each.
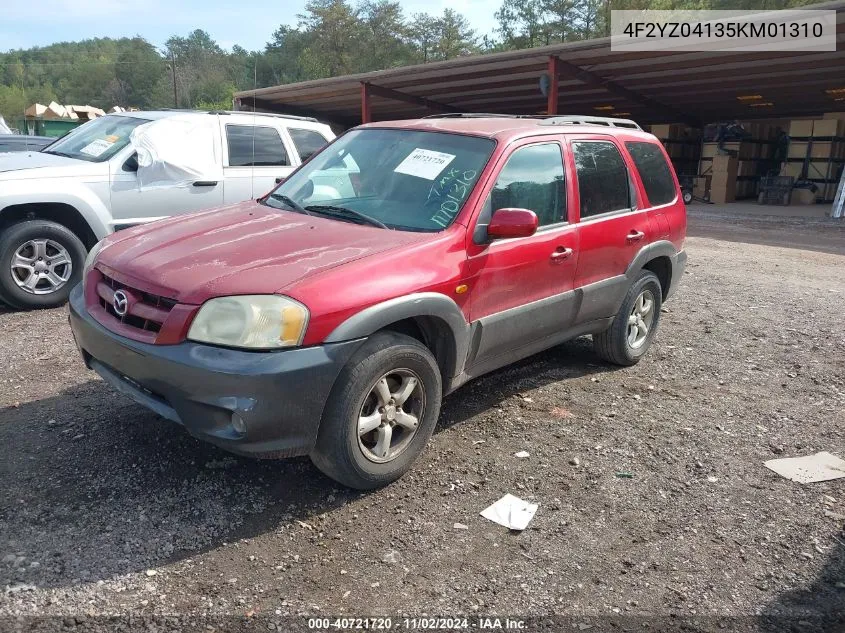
[361,81,464,119]
[361,82,372,123]
[552,56,700,126]
[547,56,560,115]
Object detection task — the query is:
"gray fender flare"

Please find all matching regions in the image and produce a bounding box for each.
[625,239,686,300]
[324,292,471,382]
[625,239,678,280]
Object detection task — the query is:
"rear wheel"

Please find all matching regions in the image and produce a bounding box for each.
[310,331,442,490]
[593,269,662,366]
[0,220,87,310]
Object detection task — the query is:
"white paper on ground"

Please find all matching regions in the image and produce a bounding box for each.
[480,494,538,531]
[764,452,845,484]
[393,148,455,180]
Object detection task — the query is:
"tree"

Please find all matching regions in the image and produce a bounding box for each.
[297,0,364,76]
[114,38,165,108]
[408,13,440,63]
[495,0,554,49]
[434,9,479,60]
[358,0,412,70]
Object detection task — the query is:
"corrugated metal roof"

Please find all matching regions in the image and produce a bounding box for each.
[236,1,845,126]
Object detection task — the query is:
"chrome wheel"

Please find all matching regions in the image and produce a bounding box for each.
[627,289,655,349]
[11,239,73,295]
[357,368,425,464]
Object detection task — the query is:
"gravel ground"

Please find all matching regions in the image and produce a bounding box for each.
[1,227,844,632]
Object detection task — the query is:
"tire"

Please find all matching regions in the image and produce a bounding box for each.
[310,331,442,490]
[0,220,87,310]
[593,269,663,367]
[682,190,693,204]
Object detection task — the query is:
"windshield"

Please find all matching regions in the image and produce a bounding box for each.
[263,128,495,231]
[43,115,150,163]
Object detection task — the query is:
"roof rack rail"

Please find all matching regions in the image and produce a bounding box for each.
[422,113,542,120]
[212,110,318,123]
[539,115,641,130]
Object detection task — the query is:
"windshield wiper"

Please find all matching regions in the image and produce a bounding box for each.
[42,150,77,159]
[267,193,314,216]
[305,205,388,229]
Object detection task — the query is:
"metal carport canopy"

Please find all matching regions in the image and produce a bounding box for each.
[235,1,845,128]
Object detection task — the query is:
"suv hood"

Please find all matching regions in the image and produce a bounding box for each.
[0,151,107,180]
[98,201,431,304]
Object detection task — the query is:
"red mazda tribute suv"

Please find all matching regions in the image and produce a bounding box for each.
[69,115,686,489]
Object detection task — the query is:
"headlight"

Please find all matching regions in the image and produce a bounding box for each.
[82,240,105,292]
[187,295,309,349]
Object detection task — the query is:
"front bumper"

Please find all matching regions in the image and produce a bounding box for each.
[68,284,364,458]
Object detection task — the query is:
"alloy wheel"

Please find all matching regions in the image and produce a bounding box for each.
[357,368,426,463]
[627,288,655,349]
[11,239,73,295]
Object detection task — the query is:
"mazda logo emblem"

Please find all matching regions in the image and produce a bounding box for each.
[113,290,129,317]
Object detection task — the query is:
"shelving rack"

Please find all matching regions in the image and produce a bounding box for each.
[784,135,845,202]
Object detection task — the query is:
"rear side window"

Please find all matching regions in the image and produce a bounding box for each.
[625,141,677,206]
[226,125,289,167]
[289,128,329,162]
[572,141,630,218]
[491,143,565,226]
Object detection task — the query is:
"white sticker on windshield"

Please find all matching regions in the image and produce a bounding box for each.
[394,148,455,180]
[79,138,115,157]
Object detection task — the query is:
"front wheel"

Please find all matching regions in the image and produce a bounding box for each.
[0,220,87,309]
[310,331,442,490]
[593,269,663,366]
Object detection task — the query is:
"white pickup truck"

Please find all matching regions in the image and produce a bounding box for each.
[0,110,334,309]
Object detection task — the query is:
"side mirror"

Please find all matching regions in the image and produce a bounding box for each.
[123,153,139,173]
[487,208,538,240]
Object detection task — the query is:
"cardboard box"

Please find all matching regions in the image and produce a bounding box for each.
[823,112,845,121]
[710,172,736,203]
[699,158,713,176]
[780,162,803,179]
[808,141,839,159]
[693,175,711,199]
[712,154,738,180]
[737,160,757,177]
[807,161,832,180]
[788,141,809,159]
[812,118,845,138]
[702,141,753,159]
[789,120,814,137]
[651,123,685,139]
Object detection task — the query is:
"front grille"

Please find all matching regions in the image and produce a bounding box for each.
[96,272,177,336]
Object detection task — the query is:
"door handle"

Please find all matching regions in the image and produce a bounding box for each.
[193,181,218,187]
[275,177,285,184]
[626,230,646,243]
[550,247,573,262]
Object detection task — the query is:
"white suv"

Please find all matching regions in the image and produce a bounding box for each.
[0,110,335,309]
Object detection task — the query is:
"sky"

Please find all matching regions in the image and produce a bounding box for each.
[1,0,500,53]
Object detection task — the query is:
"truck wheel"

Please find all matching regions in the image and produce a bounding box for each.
[593,270,662,366]
[0,220,87,310]
[311,331,442,490]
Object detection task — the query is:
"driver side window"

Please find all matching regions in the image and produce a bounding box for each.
[489,143,566,227]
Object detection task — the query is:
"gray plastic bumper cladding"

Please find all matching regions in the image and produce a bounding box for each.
[68,284,363,458]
